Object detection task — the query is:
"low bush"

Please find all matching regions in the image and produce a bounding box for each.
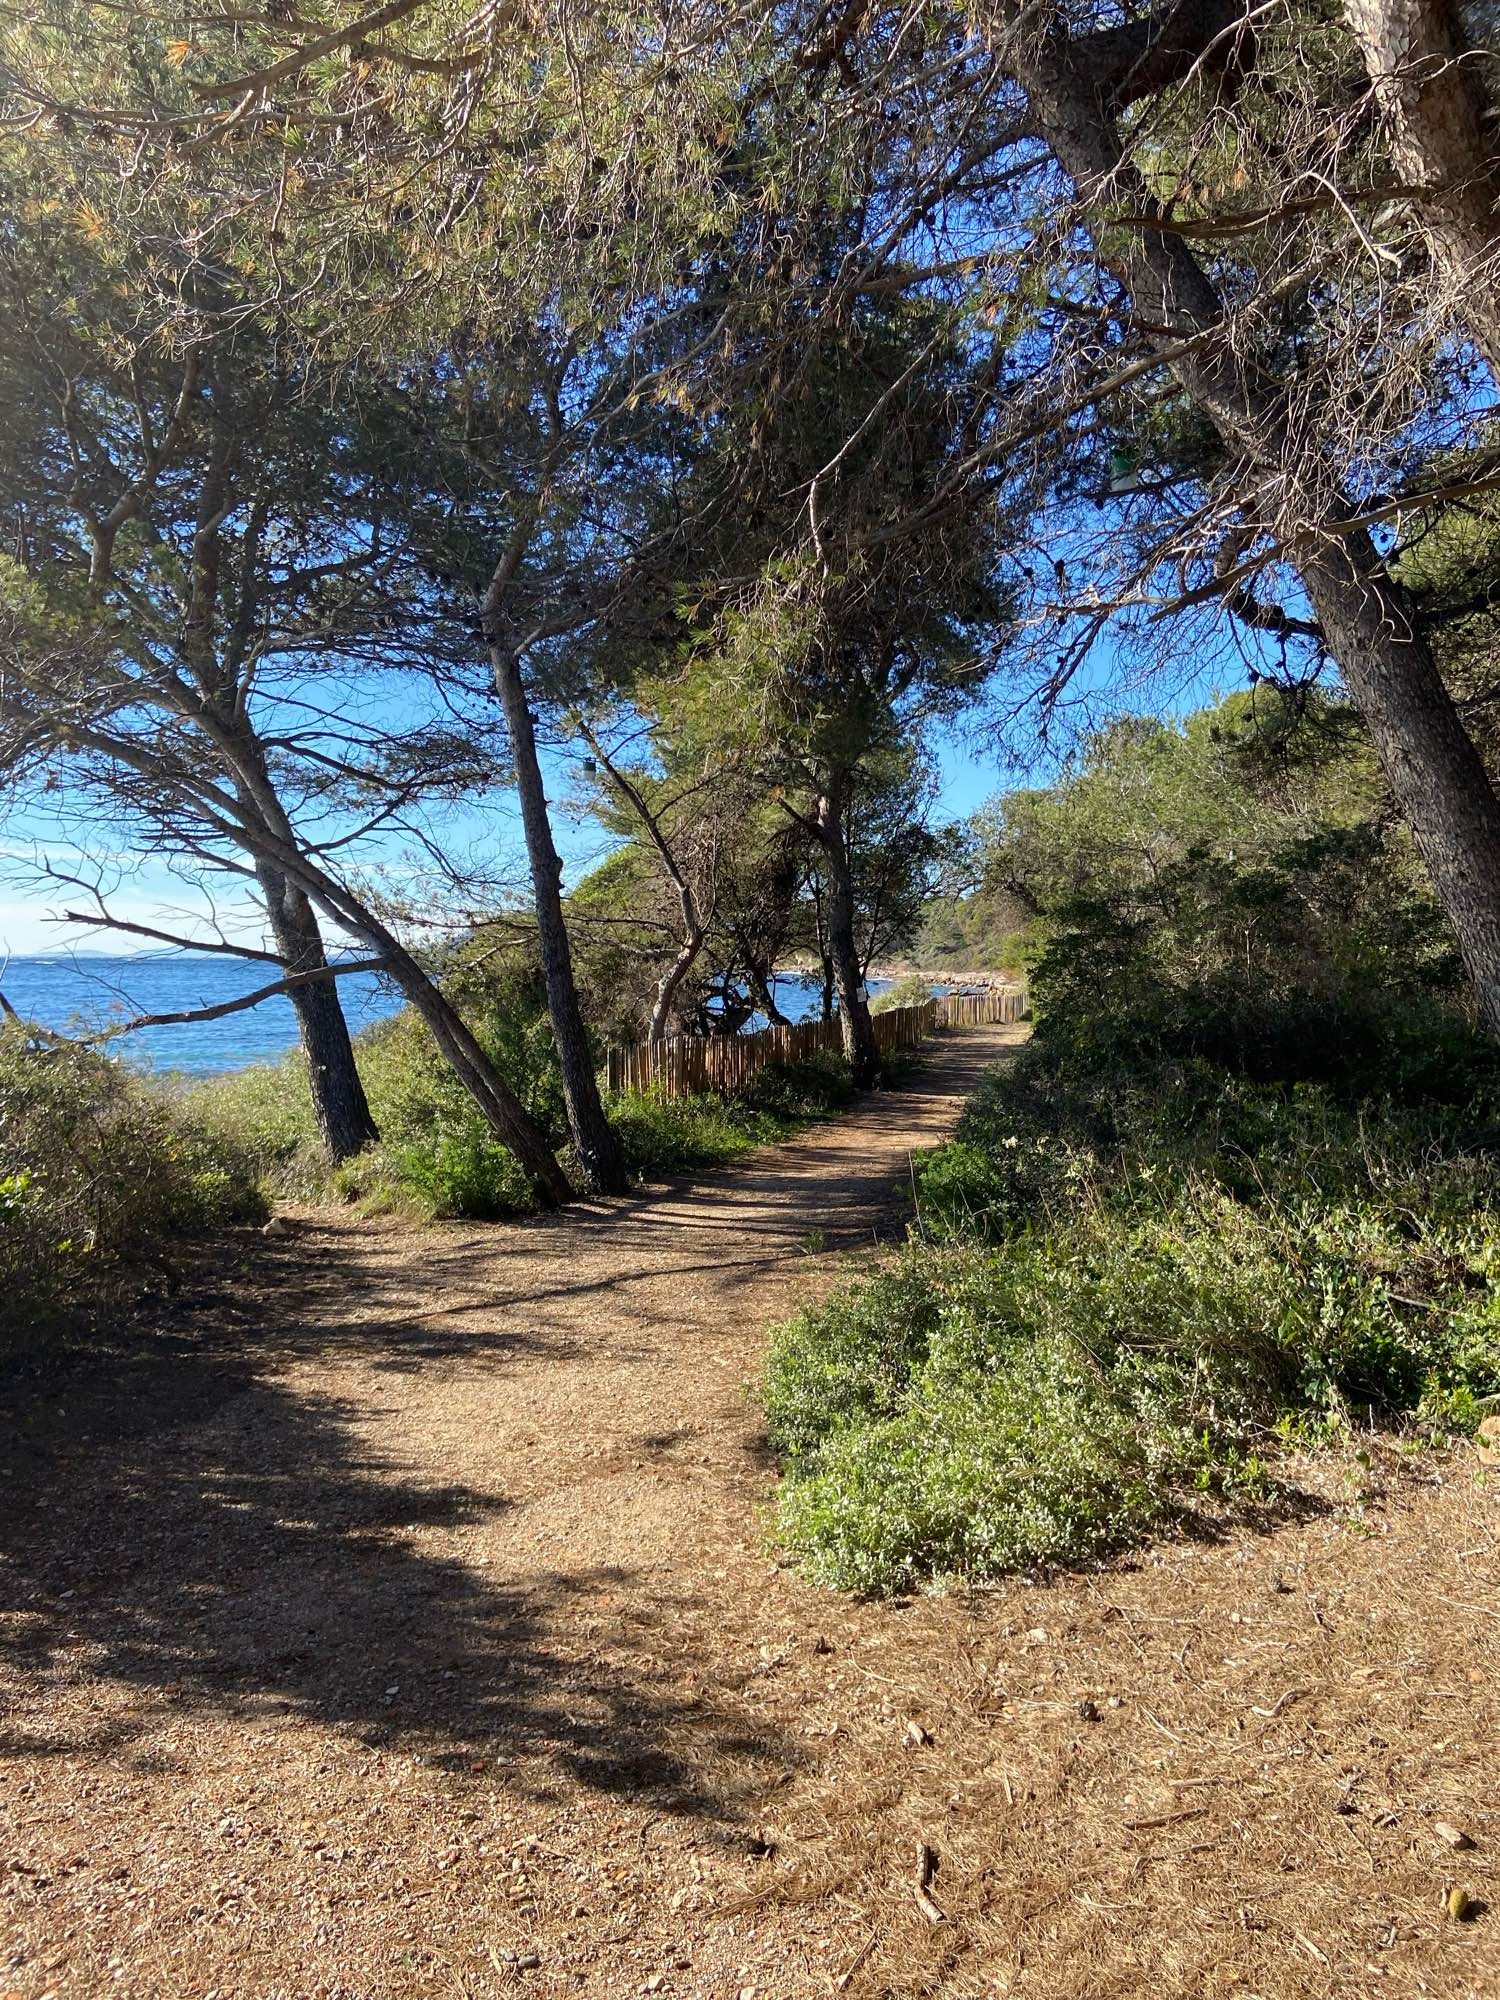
[193,989,856,1219]
[345,1003,565,1219]
[0,1022,264,1330]
[769,1248,1189,1592]
[742,1050,855,1118]
[870,973,936,1015]
[191,974,569,1219]
[764,689,1500,1594]
[767,1031,1500,1593]
[610,1052,854,1180]
[186,1054,328,1200]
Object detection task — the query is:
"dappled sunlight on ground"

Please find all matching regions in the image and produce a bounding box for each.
[3,1023,1498,1998]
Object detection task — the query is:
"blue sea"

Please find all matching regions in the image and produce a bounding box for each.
[0,953,405,1076]
[0,954,908,1077]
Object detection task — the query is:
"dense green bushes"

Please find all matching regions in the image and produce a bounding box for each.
[981,688,1458,1012]
[767,1040,1500,1592]
[764,692,1500,1594]
[0,1022,264,1330]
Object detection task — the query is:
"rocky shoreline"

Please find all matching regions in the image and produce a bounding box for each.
[775,960,1023,994]
[871,962,1022,991]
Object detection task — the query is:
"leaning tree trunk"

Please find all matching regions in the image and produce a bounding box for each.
[235,797,572,1205]
[73,718,574,1206]
[739,945,792,1027]
[256,860,378,1163]
[815,794,881,1087]
[1013,22,1500,1036]
[646,839,708,1042]
[491,650,627,1193]
[1343,0,1500,371]
[1300,530,1500,1015]
[648,926,707,1042]
[305,885,573,1208]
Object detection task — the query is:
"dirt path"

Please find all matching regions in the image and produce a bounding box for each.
[4,1021,1500,2000]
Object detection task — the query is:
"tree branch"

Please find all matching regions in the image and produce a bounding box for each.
[88,957,389,1041]
[191,0,439,100]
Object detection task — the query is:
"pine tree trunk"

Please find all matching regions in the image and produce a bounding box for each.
[256,862,378,1163]
[1299,533,1500,1027]
[1013,30,1500,1035]
[815,794,881,1087]
[648,928,705,1042]
[1343,0,1500,369]
[490,649,627,1193]
[246,821,572,1205]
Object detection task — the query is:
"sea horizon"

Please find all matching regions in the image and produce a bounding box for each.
[0,951,928,1078]
[0,950,405,1078]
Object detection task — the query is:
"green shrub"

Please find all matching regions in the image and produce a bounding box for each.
[870,973,935,1015]
[774,1313,1183,1593]
[353,1003,565,1218]
[191,977,569,1219]
[765,1021,1500,1594]
[610,1054,854,1181]
[377,1125,539,1220]
[908,1133,1077,1243]
[0,1022,264,1329]
[764,688,1500,1594]
[610,1089,782,1177]
[187,1054,327,1199]
[766,1257,946,1460]
[741,1050,855,1118]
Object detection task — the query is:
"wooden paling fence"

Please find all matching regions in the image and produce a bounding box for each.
[603,986,1026,1100]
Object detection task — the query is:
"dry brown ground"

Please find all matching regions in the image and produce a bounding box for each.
[3,1021,1500,2000]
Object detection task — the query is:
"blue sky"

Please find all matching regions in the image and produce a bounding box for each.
[0,729,1009,958]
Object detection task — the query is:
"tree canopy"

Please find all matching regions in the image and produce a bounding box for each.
[6,0,1500,1189]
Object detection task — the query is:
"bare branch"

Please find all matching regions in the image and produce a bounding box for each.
[88,957,389,1041]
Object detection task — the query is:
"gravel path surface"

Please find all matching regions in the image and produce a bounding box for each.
[4,1018,1499,2000]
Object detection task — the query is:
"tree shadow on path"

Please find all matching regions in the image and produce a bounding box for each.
[0,1278,793,1835]
[0,1032,1023,1840]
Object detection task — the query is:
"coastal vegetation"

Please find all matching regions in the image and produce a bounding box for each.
[0,1020,264,1330]
[188,1006,856,1220]
[0,982,859,1329]
[5,0,1500,1579]
[766,691,1500,1588]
